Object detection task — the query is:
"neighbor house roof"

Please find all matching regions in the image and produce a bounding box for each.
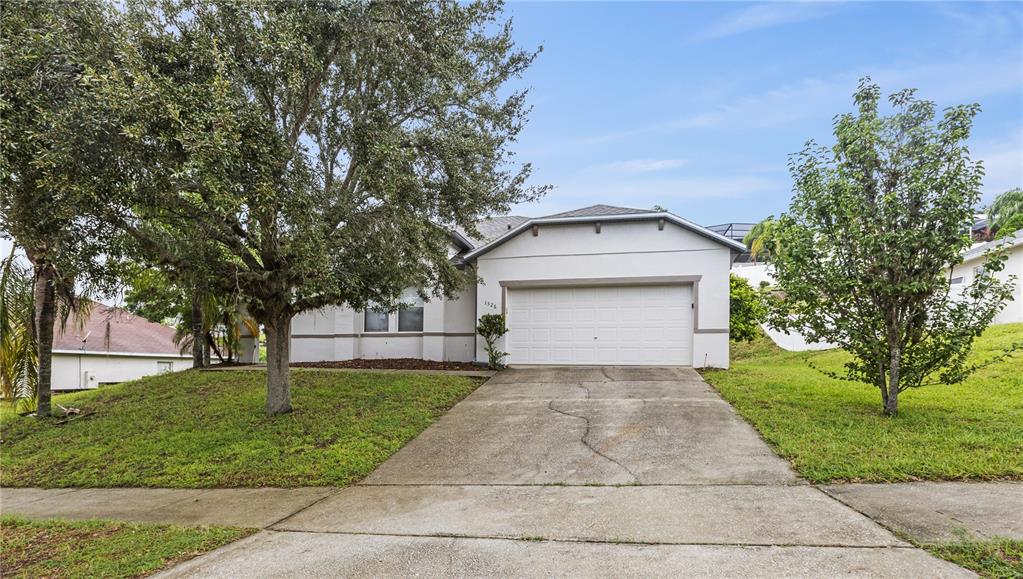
[52,303,187,357]
[961,229,1023,263]
[460,204,747,261]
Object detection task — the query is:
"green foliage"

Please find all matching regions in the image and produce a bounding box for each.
[988,188,1023,234]
[742,216,780,263]
[702,323,1023,483]
[0,516,251,578]
[993,213,1023,239]
[123,267,257,363]
[0,370,484,487]
[476,313,509,369]
[0,252,36,411]
[771,78,1017,416]
[0,0,122,417]
[81,0,545,413]
[729,274,766,343]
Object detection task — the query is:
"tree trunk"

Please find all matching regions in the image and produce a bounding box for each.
[33,264,56,419]
[191,291,204,368]
[884,346,901,417]
[264,308,293,415]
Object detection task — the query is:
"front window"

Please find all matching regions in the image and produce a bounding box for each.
[398,290,424,332]
[364,304,389,332]
[157,361,173,374]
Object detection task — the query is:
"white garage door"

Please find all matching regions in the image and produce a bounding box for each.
[506,284,693,366]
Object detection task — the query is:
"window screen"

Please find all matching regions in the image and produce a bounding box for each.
[364,306,389,332]
[398,291,424,332]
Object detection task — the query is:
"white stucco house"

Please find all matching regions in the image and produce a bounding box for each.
[291,205,746,368]
[52,303,193,390]
[949,229,1023,325]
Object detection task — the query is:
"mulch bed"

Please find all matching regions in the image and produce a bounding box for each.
[290,358,483,371]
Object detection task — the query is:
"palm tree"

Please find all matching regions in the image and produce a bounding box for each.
[0,249,90,412]
[172,293,259,364]
[743,216,780,263]
[988,188,1023,235]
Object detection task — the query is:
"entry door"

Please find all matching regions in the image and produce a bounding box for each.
[506,284,693,365]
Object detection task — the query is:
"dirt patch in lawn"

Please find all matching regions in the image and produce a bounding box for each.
[291,358,482,371]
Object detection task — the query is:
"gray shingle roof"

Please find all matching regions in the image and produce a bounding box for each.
[454,215,530,247]
[541,204,658,219]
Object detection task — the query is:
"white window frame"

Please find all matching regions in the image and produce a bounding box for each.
[157,361,174,374]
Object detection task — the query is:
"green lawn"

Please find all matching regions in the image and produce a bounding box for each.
[925,538,1023,579]
[702,323,1023,483]
[0,369,484,488]
[0,516,251,578]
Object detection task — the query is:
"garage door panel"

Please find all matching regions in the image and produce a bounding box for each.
[507,284,692,366]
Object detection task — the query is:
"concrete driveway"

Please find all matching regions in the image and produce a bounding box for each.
[161,367,970,578]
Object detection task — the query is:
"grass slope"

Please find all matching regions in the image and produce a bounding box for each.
[0,516,251,578]
[702,323,1023,483]
[0,369,484,488]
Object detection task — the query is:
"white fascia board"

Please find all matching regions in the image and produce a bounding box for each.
[52,350,192,359]
[461,212,747,261]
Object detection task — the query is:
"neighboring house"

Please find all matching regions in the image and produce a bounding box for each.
[51,303,193,390]
[950,229,1023,325]
[732,228,1023,352]
[291,204,746,368]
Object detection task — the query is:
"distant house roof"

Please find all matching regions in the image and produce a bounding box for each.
[541,204,658,219]
[52,303,187,357]
[961,229,1023,263]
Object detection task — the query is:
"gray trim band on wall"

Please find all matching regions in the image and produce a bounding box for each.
[693,329,729,334]
[292,332,476,339]
[498,275,702,288]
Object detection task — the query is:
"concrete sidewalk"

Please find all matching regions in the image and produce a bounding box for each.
[823,481,1023,543]
[1,487,335,528]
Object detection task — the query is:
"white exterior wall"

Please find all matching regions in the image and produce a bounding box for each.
[51,351,193,391]
[289,282,477,363]
[950,244,1023,325]
[474,221,732,368]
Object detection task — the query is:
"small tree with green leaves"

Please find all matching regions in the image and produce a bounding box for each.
[771,78,1017,417]
[729,274,766,343]
[476,313,509,369]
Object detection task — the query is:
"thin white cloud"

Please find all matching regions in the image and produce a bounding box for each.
[586,158,688,174]
[692,3,835,43]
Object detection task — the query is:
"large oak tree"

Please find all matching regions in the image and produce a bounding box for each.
[95,0,545,414]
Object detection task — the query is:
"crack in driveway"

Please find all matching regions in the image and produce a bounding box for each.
[547,394,639,484]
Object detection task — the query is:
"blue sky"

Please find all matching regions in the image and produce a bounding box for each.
[503,1,1023,225]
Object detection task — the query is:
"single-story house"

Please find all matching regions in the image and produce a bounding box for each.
[291,204,746,368]
[949,229,1023,325]
[52,303,193,390]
